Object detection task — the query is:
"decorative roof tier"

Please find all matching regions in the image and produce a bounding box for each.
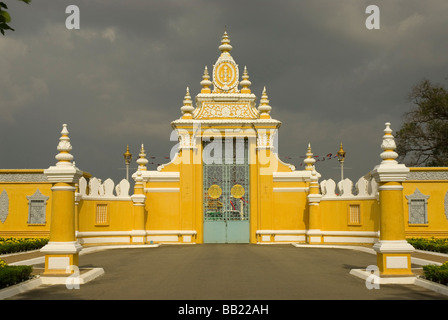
[172,31,281,127]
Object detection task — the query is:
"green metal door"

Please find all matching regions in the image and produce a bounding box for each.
[203,138,250,243]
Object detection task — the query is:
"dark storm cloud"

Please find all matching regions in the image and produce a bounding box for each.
[1,0,448,184]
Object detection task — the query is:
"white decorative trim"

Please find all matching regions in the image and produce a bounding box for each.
[171,119,281,127]
[275,154,295,171]
[131,194,145,204]
[378,185,403,191]
[445,191,448,220]
[406,188,430,224]
[319,231,379,237]
[77,231,132,237]
[47,257,70,270]
[146,230,197,235]
[40,241,82,254]
[195,102,258,120]
[44,165,83,184]
[0,173,48,182]
[0,190,9,224]
[77,230,197,237]
[145,188,180,193]
[386,256,409,269]
[323,236,377,244]
[274,235,305,242]
[373,240,415,254]
[26,189,49,225]
[370,163,409,183]
[79,177,130,200]
[141,171,180,182]
[82,197,132,201]
[407,171,448,181]
[256,230,306,235]
[305,230,378,244]
[51,186,76,191]
[273,171,311,182]
[273,187,308,192]
[321,196,377,201]
[80,237,130,244]
[147,236,178,242]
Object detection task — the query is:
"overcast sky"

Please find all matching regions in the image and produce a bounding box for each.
[1,0,448,186]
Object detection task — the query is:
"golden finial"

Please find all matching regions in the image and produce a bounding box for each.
[123,144,132,181]
[200,66,212,93]
[258,87,272,119]
[219,30,232,53]
[240,66,251,94]
[123,144,132,165]
[55,124,74,166]
[180,87,194,119]
[337,142,346,163]
[337,142,346,181]
[304,143,315,170]
[136,144,148,171]
[380,122,398,163]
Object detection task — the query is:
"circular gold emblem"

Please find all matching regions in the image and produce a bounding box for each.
[208,184,222,199]
[231,184,245,199]
[213,61,238,91]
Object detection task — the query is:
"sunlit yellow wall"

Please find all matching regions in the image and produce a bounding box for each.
[144,152,184,242]
[403,168,448,238]
[320,199,379,232]
[77,200,134,232]
[0,182,52,238]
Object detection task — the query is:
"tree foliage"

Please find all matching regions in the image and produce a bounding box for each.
[396,79,448,166]
[0,0,31,35]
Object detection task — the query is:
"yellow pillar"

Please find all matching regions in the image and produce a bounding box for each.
[131,171,146,244]
[130,145,148,244]
[307,169,322,244]
[74,181,81,233]
[371,122,414,277]
[41,124,83,275]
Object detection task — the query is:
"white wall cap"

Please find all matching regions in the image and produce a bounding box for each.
[273,170,313,182]
[40,241,82,254]
[370,163,409,182]
[373,240,415,253]
[132,170,180,182]
[307,193,322,203]
[131,194,146,203]
[44,165,83,184]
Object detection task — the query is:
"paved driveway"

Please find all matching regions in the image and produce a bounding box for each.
[8,244,447,300]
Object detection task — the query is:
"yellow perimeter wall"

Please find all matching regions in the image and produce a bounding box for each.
[0,173,52,238]
[2,168,448,244]
[403,168,448,238]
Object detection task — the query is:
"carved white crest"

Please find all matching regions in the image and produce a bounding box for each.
[0,190,9,223]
